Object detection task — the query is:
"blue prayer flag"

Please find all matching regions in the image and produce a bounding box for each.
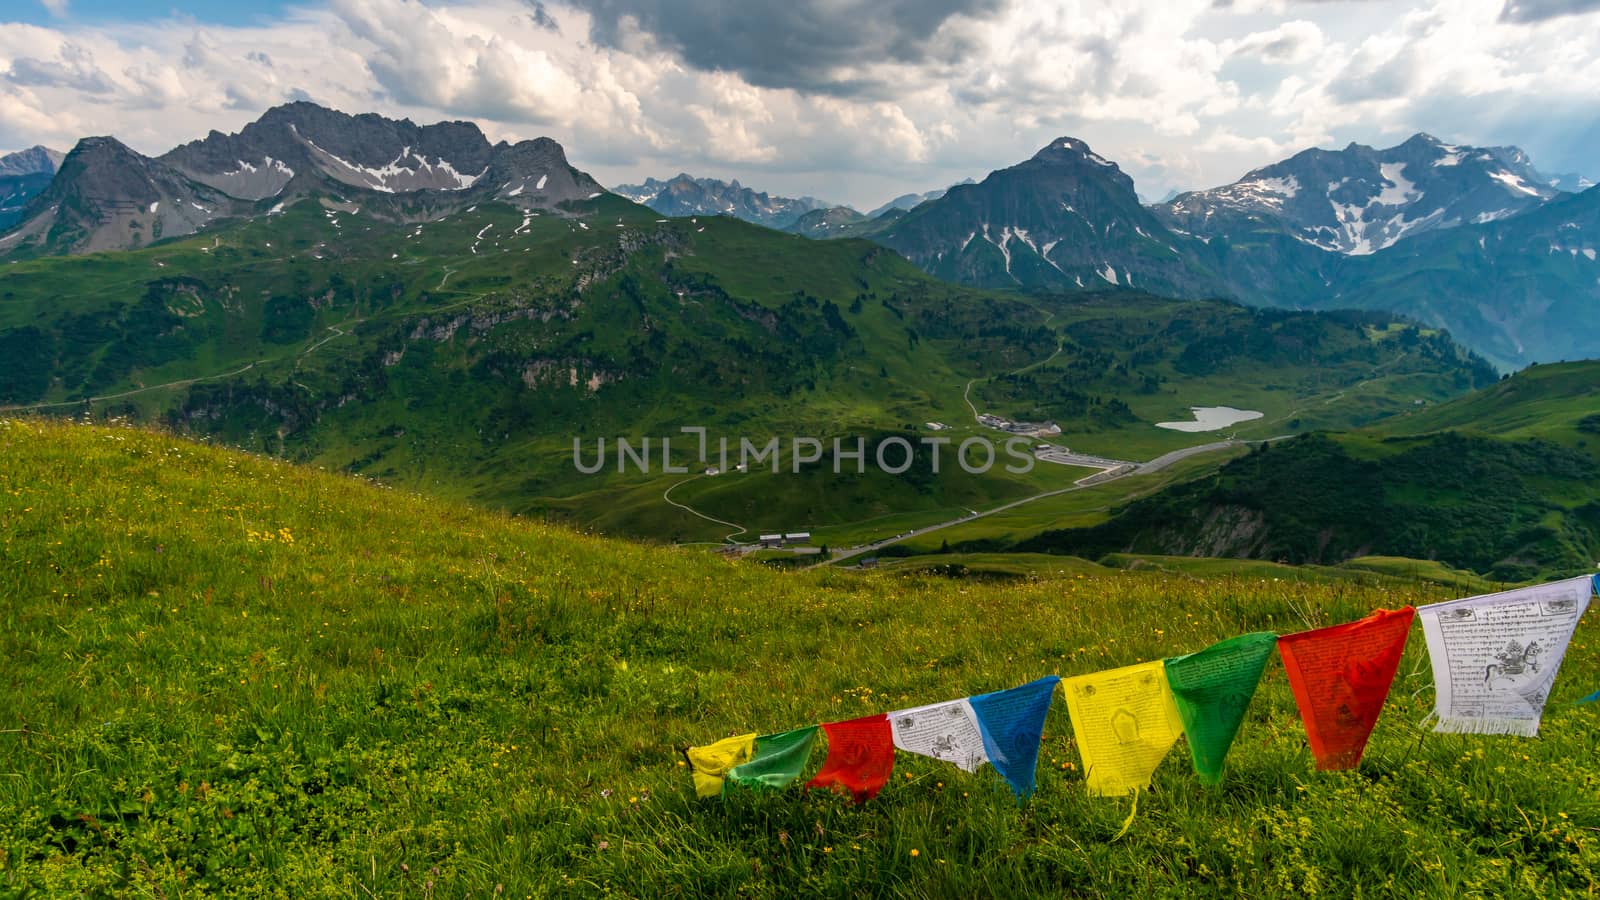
[969,675,1060,799]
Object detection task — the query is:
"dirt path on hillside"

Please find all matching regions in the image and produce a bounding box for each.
[662,474,748,543]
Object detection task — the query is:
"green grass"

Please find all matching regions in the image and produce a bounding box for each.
[887,448,1248,554]
[3,418,1598,896]
[1018,431,1600,582]
[0,205,1499,549]
[865,553,1112,578]
[1371,361,1600,454]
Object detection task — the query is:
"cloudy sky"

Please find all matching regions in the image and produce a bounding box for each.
[3,0,1597,208]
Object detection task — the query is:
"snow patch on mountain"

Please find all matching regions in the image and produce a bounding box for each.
[1375,163,1420,206]
[1488,169,1542,198]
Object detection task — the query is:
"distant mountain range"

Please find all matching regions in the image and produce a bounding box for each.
[867,138,1223,298]
[4,105,1596,368]
[778,180,978,239]
[0,145,64,230]
[865,181,974,219]
[610,174,826,229]
[1157,134,1562,254]
[774,134,1597,369]
[610,175,977,235]
[0,103,603,256]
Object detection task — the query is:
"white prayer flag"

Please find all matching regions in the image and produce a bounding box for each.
[1419,576,1595,736]
[888,698,990,772]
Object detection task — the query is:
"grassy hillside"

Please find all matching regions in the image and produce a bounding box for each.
[1014,429,1600,582]
[0,197,1495,545]
[2,419,1598,896]
[995,362,1600,581]
[972,298,1495,461]
[1371,360,1600,446]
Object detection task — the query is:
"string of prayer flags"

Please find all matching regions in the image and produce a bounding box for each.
[1417,576,1594,736]
[969,676,1061,798]
[1164,632,1277,784]
[807,714,895,803]
[1278,607,1414,770]
[685,733,757,798]
[1061,662,1184,797]
[726,727,818,791]
[889,699,989,772]
[684,576,1596,809]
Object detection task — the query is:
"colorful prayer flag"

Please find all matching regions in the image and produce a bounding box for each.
[1164,632,1276,784]
[686,733,757,798]
[889,699,989,772]
[1061,662,1183,797]
[1418,576,1594,735]
[969,676,1060,798]
[727,727,819,791]
[1278,607,1414,770]
[807,715,894,803]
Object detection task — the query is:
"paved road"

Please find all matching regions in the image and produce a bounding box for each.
[1035,447,1132,469]
[817,436,1290,568]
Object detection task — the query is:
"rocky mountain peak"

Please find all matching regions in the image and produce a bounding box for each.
[3,102,607,256]
[609,172,825,228]
[0,145,65,177]
[1157,133,1562,254]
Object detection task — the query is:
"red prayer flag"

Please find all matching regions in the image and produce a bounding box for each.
[806,714,895,803]
[1278,606,1415,770]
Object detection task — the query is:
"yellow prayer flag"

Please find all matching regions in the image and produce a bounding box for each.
[1062,661,1184,797]
[686,733,757,798]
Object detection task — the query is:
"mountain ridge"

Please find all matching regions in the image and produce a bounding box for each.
[1157,133,1563,254]
[868,137,1225,297]
[610,172,826,228]
[0,145,66,230]
[2,102,604,257]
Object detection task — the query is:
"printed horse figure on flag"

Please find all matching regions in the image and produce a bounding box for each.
[1484,640,1542,688]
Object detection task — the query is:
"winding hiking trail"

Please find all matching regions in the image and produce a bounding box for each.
[300,321,357,357]
[1,360,265,412]
[3,318,364,413]
[663,474,748,543]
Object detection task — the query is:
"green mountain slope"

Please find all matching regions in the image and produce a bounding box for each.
[1316,187,1600,371]
[1370,361,1600,444]
[2,418,1596,895]
[1007,363,1600,580]
[0,191,1496,542]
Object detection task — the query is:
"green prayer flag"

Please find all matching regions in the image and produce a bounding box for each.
[726,726,818,791]
[1164,632,1276,785]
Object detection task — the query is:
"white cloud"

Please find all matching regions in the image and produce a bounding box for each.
[1224,20,1325,64]
[0,0,1595,207]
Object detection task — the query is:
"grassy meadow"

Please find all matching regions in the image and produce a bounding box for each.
[2,418,1598,897]
[0,198,1498,550]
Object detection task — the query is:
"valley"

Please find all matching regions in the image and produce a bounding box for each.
[4,7,1600,891]
[0,108,1509,564]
